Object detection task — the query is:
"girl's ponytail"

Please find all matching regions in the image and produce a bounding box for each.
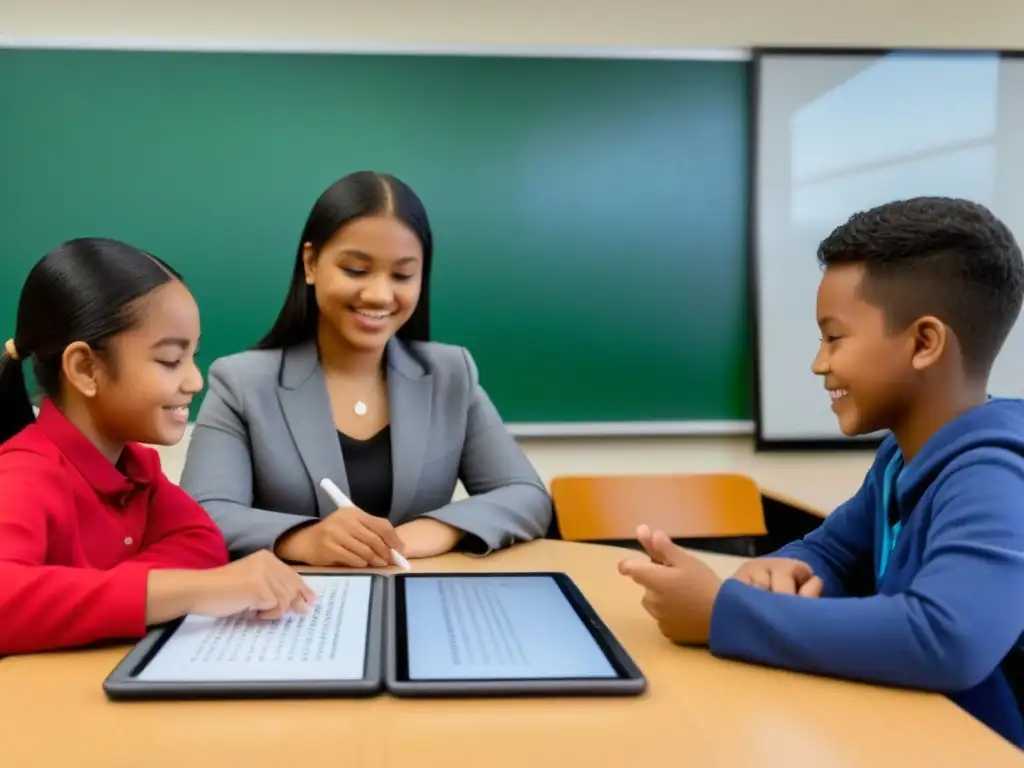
[0,338,36,445]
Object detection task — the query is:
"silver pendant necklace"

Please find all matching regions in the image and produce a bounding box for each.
[351,371,383,417]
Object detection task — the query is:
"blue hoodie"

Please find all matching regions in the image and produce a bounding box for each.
[709,398,1024,747]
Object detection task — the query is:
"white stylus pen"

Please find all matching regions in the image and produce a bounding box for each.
[319,478,411,571]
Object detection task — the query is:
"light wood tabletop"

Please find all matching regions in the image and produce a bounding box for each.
[743,452,872,518]
[0,540,1019,767]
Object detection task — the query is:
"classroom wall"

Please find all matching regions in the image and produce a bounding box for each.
[2,0,1022,49]
[2,0,1017,489]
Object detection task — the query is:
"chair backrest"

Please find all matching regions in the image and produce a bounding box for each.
[549,473,767,542]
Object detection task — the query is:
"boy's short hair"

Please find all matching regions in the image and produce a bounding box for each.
[817,196,1024,378]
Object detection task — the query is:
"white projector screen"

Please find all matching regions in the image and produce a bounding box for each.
[753,49,1024,447]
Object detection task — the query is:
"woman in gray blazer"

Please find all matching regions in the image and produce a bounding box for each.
[180,171,552,566]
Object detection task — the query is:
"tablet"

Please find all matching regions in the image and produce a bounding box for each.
[385,572,647,697]
[103,573,385,700]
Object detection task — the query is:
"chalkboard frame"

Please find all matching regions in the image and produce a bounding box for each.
[0,36,755,437]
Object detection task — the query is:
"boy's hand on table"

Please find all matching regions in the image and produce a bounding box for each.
[731,557,824,597]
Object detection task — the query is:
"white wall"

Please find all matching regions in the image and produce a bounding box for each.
[3,0,1018,488]
[3,0,1022,49]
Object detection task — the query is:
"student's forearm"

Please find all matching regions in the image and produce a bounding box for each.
[0,562,152,655]
[144,570,209,625]
[709,579,1005,692]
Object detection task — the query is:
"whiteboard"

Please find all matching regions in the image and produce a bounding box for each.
[753,50,1024,444]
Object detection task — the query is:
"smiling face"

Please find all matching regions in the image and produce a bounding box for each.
[303,215,424,352]
[66,279,204,451]
[810,263,919,436]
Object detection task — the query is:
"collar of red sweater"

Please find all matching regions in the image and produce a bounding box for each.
[35,398,155,499]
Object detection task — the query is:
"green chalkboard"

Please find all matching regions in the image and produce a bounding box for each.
[0,48,750,427]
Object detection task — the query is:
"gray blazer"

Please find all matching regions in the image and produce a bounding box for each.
[179,339,552,559]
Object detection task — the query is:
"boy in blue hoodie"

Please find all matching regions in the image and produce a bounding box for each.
[619,197,1024,747]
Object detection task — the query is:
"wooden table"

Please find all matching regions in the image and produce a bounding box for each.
[0,540,1019,767]
[743,452,872,518]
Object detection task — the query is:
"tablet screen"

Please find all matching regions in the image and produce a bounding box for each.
[135,574,372,682]
[403,574,619,680]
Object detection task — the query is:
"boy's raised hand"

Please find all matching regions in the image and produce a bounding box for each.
[731,557,824,597]
[618,525,723,645]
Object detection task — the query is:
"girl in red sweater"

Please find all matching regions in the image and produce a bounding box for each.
[0,237,315,655]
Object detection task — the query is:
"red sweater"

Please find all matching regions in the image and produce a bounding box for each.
[0,400,228,655]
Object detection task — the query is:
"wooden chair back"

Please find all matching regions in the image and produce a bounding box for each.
[550,473,766,541]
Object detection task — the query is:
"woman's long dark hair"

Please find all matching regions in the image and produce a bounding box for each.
[0,237,180,444]
[255,171,433,350]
